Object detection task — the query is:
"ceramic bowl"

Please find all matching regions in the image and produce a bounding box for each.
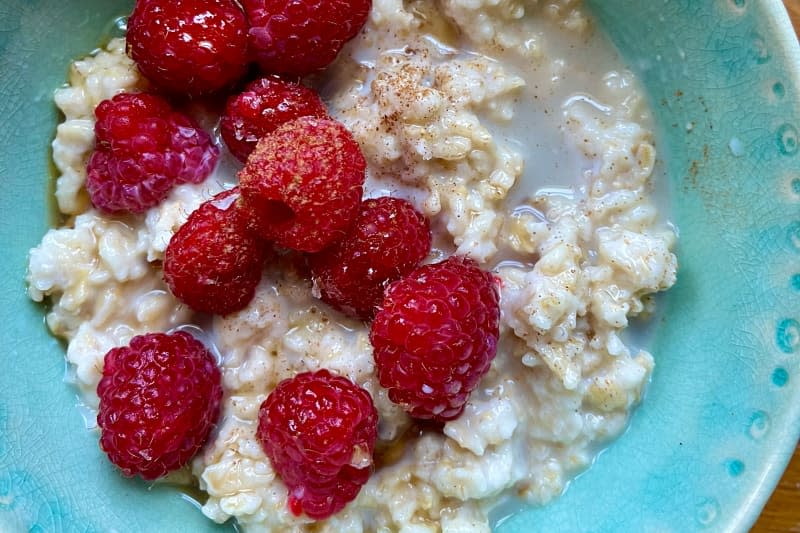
[1,0,798,531]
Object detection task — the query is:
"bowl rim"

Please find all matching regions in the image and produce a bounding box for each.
[731,2,800,529]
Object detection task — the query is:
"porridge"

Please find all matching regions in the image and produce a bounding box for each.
[27,0,677,532]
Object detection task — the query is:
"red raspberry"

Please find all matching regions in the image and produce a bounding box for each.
[309,197,431,320]
[221,76,329,163]
[242,0,372,76]
[97,331,222,480]
[238,117,366,252]
[163,187,268,315]
[369,256,501,422]
[257,369,378,519]
[87,92,219,214]
[127,0,249,95]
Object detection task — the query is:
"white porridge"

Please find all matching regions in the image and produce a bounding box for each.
[27,1,677,532]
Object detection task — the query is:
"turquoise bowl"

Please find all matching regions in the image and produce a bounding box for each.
[1,1,798,531]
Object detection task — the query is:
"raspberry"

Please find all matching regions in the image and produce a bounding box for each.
[127,0,249,95]
[257,369,378,519]
[87,92,219,214]
[238,117,366,252]
[369,256,500,422]
[97,331,222,480]
[309,197,431,320]
[243,0,372,76]
[163,188,268,315]
[221,76,329,163]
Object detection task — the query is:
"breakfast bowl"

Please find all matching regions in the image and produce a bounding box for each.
[1,0,798,531]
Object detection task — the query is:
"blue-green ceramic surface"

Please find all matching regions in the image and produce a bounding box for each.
[1,1,798,531]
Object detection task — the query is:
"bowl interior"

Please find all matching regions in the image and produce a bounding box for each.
[1,1,799,532]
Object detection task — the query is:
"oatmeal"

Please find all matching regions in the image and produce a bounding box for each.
[27,1,677,532]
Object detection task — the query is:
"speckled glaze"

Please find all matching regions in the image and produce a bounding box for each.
[0,1,798,532]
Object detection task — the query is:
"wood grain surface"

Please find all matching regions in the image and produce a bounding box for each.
[752,6,799,532]
[755,443,800,531]
[788,0,800,30]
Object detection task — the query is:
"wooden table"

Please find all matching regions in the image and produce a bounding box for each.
[753,6,800,532]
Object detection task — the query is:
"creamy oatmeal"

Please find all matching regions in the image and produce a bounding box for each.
[27,1,677,531]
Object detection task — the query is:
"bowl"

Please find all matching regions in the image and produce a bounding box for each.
[1,0,798,531]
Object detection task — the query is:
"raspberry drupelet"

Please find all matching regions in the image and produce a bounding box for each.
[243,0,372,76]
[257,369,378,519]
[309,197,431,320]
[370,256,501,422]
[86,92,219,214]
[126,0,249,95]
[163,187,269,315]
[238,116,366,253]
[221,76,329,163]
[97,331,222,480]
